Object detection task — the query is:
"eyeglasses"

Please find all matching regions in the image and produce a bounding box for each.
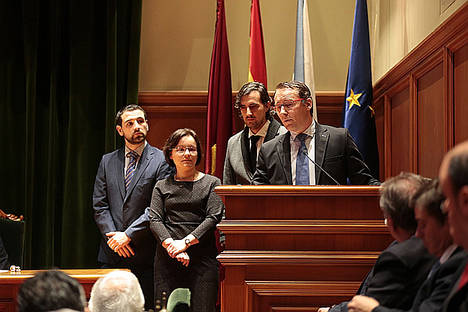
[174,146,197,156]
[239,104,261,112]
[273,99,304,112]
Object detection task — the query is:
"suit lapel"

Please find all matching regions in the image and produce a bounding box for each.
[264,118,281,142]
[314,123,329,183]
[240,128,253,176]
[117,148,126,200]
[124,144,152,202]
[277,132,292,184]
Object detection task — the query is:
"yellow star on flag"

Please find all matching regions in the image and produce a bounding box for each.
[346,89,362,110]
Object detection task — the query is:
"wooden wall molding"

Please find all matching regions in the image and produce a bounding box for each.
[373,2,468,179]
[373,2,468,101]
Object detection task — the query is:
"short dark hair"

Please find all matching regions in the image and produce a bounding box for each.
[413,179,446,225]
[234,82,270,109]
[448,152,468,195]
[163,128,202,167]
[274,81,312,101]
[379,172,428,233]
[17,270,86,312]
[115,104,147,127]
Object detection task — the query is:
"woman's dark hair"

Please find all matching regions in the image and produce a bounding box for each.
[413,179,446,225]
[163,128,202,167]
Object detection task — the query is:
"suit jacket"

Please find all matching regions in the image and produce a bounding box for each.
[223,118,286,185]
[93,143,171,267]
[330,237,436,312]
[252,122,380,185]
[372,247,468,312]
[443,255,468,312]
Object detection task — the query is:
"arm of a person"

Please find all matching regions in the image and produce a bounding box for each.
[93,157,117,235]
[223,144,235,185]
[345,130,380,186]
[251,147,269,185]
[189,179,225,243]
[148,185,172,245]
[364,252,409,306]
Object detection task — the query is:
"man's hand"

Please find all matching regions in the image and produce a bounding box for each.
[317,308,330,312]
[347,295,380,312]
[165,239,187,258]
[106,232,134,257]
[176,252,190,267]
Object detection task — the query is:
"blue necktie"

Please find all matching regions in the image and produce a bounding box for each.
[125,150,139,192]
[296,133,310,185]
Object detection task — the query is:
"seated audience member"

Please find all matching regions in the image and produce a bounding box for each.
[252,80,379,185]
[0,235,9,270]
[88,270,144,312]
[347,180,468,312]
[319,172,435,312]
[17,270,87,312]
[439,141,468,312]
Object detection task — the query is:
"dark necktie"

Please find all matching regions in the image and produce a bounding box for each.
[125,150,139,192]
[427,260,441,280]
[249,135,261,172]
[296,133,310,185]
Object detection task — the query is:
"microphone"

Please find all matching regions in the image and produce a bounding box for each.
[302,150,341,185]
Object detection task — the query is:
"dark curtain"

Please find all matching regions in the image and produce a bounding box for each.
[0,0,142,268]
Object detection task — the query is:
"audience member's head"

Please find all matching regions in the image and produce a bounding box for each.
[88,270,144,312]
[17,270,86,312]
[413,179,452,257]
[379,172,428,241]
[439,140,468,250]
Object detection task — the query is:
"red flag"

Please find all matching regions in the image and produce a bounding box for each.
[248,0,267,88]
[205,0,234,178]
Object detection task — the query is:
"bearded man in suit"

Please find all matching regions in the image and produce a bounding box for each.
[252,80,379,185]
[223,81,286,185]
[93,104,172,310]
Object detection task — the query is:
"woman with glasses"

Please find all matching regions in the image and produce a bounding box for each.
[149,128,224,312]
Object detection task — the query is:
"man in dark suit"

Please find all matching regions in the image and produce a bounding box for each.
[0,235,9,270]
[320,172,435,312]
[223,82,286,185]
[347,180,468,312]
[439,140,468,312]
[252,81,379,185]
[93,104,171,310]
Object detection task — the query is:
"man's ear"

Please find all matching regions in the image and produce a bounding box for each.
[305,98,313,110]
[116,125,123,137]
[458,185,468,216]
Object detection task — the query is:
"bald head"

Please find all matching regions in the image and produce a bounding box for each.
[88,271,144,312]
[439,140,468,249]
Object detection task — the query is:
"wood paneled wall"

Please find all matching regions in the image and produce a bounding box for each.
[373,2,468,179]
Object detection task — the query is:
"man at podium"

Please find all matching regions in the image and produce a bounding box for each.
[252,81,379,185]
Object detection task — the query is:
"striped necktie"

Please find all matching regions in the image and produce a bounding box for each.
[125,150,139,192]
[296,133,310,185]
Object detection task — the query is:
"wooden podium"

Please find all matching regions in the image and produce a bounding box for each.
[215,186,392,312]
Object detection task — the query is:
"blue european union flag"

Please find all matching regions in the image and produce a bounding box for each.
[343,0,379,179]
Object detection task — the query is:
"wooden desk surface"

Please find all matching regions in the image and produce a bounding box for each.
[0,269,121,282]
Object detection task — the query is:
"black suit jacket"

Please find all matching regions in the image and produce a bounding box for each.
[93,143,171,267]
[330,237,436,312]
[372,247,468,312]
[252,122,379,185]
[442,255,468,312]
[223,118,286,185]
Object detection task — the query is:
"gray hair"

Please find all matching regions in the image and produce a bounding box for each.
[88,271,144,312]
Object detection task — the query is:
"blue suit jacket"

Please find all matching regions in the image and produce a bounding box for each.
[93,143,171,267]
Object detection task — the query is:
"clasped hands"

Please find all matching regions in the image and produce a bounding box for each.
[106,231,134,258]
[162,237,193,267]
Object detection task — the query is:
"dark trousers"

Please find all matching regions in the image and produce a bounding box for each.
[154,255,218,312]
[101,262,154,311]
